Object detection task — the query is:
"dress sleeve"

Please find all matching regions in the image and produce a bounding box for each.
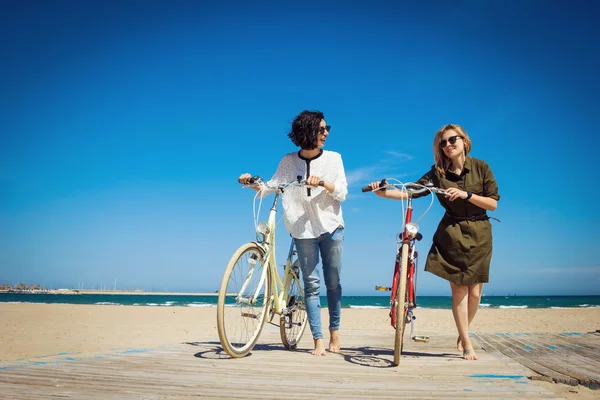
[413,167,437,199]
[329,153,348,202]
[481,161,500,201]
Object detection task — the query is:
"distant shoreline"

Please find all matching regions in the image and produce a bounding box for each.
[0,289,220,296]
[79,290,221,296]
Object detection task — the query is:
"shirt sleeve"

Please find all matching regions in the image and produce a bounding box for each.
[481,161,500,201]
[257,155,292,198]
[329,153,348,202]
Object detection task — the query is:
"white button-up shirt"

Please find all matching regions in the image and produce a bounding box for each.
[260,150,347,239]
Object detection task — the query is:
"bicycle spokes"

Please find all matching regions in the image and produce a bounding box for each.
[217,244,271,358]
[279,267,307,350]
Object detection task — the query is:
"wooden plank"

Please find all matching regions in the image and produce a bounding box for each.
[474,332,600,389]
[553,332,600,353]
[493,333,598,385]
[473,333,579,386]
[500,333,600,388]
[530,333,600,372]
[0,331,562,399]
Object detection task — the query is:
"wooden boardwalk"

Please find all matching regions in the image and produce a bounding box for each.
[473,331,600,389]
[0,323,570,399]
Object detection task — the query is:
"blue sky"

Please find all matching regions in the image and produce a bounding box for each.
[1,0,598,296]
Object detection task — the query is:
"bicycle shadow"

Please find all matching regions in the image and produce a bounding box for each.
[336,345,459,368]
[183,341,312,360]
[183,341,459,367]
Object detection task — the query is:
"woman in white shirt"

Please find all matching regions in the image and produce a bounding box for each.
[238,110,348,356]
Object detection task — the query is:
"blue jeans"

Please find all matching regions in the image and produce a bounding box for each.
[295,227,344,340]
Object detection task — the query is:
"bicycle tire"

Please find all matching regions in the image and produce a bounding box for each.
[217,243,271,358]
[393,243,409,366]
[279,258,308,349]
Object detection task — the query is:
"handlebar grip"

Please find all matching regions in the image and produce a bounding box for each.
[362,179,387,193]
[297,176,325,187]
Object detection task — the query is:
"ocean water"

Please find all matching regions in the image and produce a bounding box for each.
[1,293,599,309]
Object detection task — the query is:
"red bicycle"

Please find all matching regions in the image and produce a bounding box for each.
[362,180,446,366]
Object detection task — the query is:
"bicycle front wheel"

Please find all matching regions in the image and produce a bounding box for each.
[393,243,409,366]
[280,258,307,349]
[217,243,271,358]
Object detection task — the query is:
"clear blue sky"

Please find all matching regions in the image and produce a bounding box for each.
[1,0,598,295]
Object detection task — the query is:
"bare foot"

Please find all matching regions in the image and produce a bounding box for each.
[463,348,478,360]
[457,336,463,352]
[311,339,327,356]
[328,329,340,353]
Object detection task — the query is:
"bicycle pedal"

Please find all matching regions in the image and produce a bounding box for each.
[375,285,392,291]
[412,335,429,343]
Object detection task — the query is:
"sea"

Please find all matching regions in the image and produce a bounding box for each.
[1,293,599,310]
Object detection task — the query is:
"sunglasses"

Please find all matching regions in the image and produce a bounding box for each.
[439,135,462,148]
[318,125,331,134]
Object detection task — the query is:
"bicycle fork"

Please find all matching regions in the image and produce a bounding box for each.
[376,250,430,343]
[237,252,270,320]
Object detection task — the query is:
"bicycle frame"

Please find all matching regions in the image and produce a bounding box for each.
[249,187,301,316]
[364,180,443,364]
[217,177,310,358]
[390,195,418,329]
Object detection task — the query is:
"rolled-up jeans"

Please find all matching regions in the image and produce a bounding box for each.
[295,227,343,340]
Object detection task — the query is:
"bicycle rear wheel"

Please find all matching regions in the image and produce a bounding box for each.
[393,243,409,366]
[280,258,307,349]
[217,243,271,358]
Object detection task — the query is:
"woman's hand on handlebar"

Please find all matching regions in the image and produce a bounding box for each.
[368,181,387,197]
[306,175,325,188]
[238,173,263,192]
[238,173,253,185]
[444,187,467,201]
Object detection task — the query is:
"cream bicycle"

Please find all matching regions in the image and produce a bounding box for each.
[217,176,310,357]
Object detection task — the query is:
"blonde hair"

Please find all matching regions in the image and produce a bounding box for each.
[433,124,472,176]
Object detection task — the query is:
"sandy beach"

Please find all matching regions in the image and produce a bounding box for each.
[1,303,599,399]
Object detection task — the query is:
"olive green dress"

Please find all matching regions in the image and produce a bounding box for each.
[416,157,500,286]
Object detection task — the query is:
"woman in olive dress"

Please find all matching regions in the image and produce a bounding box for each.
[368,124,500,360]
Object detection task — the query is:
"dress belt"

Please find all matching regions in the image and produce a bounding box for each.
[444,212,501,223]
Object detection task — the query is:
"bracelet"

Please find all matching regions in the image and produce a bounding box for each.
[465,192,473,201]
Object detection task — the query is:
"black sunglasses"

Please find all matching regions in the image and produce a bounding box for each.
[439,135,462,148]
[318,125,331,134]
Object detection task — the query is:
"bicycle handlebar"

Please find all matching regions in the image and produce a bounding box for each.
[244,175,324,191]
[362,179,448,196]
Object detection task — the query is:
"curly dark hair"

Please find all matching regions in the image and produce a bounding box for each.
[287,110,325,149]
